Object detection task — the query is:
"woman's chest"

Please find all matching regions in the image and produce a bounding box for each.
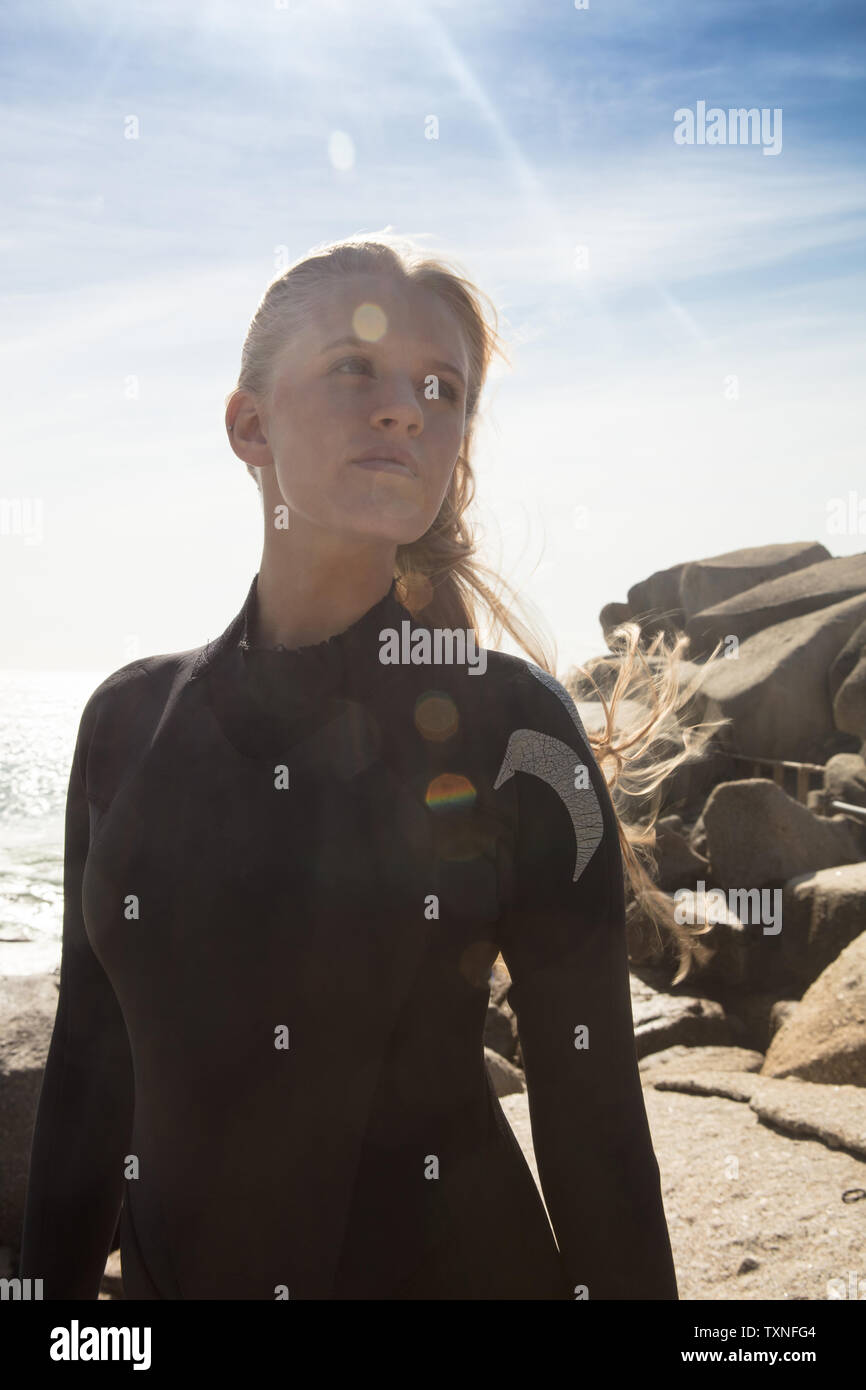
[81,693,513,1024]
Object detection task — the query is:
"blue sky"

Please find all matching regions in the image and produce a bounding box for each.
[2,0,864,675]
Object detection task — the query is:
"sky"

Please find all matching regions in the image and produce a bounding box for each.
[1,0,864,679]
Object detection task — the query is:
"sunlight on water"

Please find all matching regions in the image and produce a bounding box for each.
[0,670,104,974]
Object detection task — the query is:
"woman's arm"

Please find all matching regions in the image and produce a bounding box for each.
[18,701,135,1299]
[494,665,678,1300]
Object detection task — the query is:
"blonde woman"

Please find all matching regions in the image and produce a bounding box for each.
[21,237,683,1300]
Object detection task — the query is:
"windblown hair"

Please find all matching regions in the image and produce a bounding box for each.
[225,234,725,984]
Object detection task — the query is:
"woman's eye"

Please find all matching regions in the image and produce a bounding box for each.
[332,358,459,402]
[334,356,370,374]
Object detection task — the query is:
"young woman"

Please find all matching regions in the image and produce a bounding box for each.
[20,237,684,1300]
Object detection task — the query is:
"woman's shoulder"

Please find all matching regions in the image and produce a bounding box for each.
[479,650,594,753]
[81,645,200,714]
[73,644,208,779]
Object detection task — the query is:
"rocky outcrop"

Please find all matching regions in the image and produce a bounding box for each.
[701,779,861,886]
[830,617,866,747]
[679,541,830,623]
[591,540,866,1008]
[685,552,866,657]
[612,542,830,645]
[695,592,866,761]
[629,970,733,1057]
[777,862,866,987]
[761,931,866,1085]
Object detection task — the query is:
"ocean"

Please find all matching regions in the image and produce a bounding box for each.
[0,670,105,977]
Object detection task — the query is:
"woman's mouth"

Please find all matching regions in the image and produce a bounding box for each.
[351,458,416,478]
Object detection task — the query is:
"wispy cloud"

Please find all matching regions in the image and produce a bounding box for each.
[1,0,863,669]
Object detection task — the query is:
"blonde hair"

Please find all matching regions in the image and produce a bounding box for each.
[226,235,725,984]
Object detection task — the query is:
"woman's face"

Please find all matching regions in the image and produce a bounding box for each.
[245,271,471,547]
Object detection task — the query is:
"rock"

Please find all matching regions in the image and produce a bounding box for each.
[0,972,61,1248]
[761,932,866,1086]
[689,813,708,859]
[830,619,866,744]
[770,1000,798,1037]
[626,561,688,642]
[679,541,830,623]
[648,1069,866,1162]
[653,1070,758,1102]
[629,970,732,1058]
[701,779,861,888]
[654,825,710,892]
[694,592,866,761]
[483,1003,518,1063]
[749,1076,866,1160]
[779,863,866,988]
[484,1046,525,1097]
[599,602,632,646]
[823,752,866,810]
[488,957,512,1008]
[658,748,741,824]
[638,1043,764,1081]
[685,551,866,657]
[723,992,796,1052]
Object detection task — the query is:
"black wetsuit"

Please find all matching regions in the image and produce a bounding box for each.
[19,575,678,1300]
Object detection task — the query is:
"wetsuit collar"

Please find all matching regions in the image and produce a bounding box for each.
[188,572,419,693]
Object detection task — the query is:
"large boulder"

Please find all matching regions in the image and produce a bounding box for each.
[829,617,866,747]
[694,592,866,760]
[618,542,834,647]
[701,779,862,888]
[685,552,866,658]
[778,863,866,988]
[679,541,830,623]
[0,973,60,1248]
[629,969,732,1058]
[626,560,688,642]
[761,930,866,1085]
